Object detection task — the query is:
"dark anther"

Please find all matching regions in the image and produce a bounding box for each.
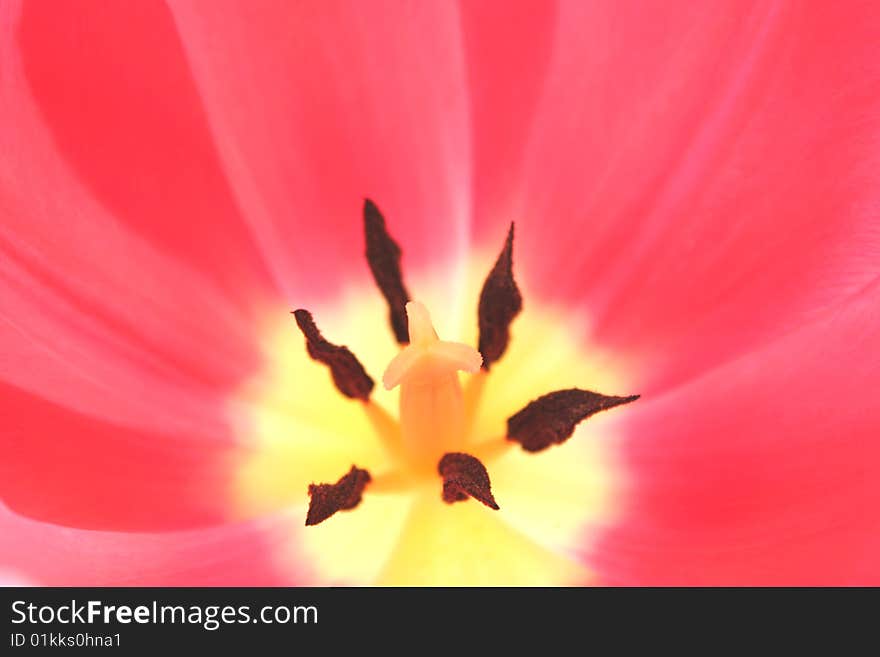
[292,309,375,401]
[507,388,639,452]
[305,466,372,526]
[477,223,522,370]
[364,199,411,344]
[438,452,500,510]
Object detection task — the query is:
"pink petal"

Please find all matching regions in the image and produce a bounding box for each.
[1,12,262,531]
[0,383,241,531]
[13,0,277,302]
[466,1,880,392]
[168,0,473,302]
[591,277,880,585]
[1,4,264,436]
[457,0,559,231]
[0,503,303,586]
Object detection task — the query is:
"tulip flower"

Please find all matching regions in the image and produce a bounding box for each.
[1,0,879,586]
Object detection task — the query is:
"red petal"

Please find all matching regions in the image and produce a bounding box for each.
[0,383,238,531]
[457,0,559,235]
[467,2,880,392]
[14,0,277,301]
[168,0,473,300]
[1,5,265,433]
[592,279,880,585]
[0,503,303,586]
[1,12,264,532]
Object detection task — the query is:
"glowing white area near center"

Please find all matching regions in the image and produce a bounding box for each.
[232,254,633,585]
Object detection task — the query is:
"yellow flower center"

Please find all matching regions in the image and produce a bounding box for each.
[229,255,634,585]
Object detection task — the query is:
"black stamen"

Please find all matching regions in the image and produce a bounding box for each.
[364,199,411,344]
[507,388,639,452]
[305,466,372,526]
[438,452,500,510]
[292,309,374,401]
[477,223,522,370]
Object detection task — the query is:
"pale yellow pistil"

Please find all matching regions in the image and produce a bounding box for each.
[382,301,483,473]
